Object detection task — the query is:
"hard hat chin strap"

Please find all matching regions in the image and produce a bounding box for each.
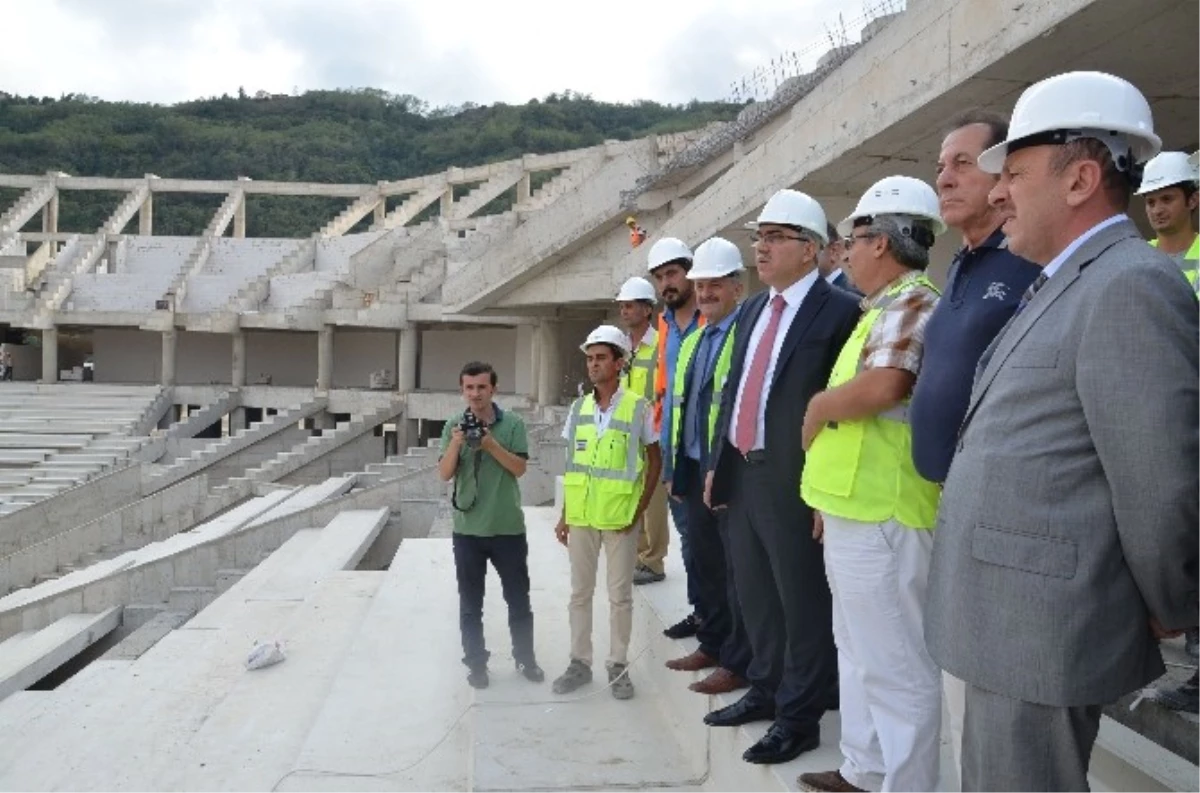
[1010,128,1138,173]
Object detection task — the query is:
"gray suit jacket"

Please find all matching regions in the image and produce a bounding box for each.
[925,218,1199,707]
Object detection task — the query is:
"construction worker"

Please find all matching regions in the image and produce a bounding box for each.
[626,216,648,248]
[552,325,662,701]
[798,176,946,793]
[615,276,670,585]
[1137,151,1199,291]
[646,237,706,637]
[663,237,752,697]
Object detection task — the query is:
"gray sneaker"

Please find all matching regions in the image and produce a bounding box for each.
[552,659,593,695]
[633,565,665,586]
[609,663,635,700]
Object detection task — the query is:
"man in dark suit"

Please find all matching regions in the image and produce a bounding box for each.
[701,189,860,765]
[818,222,861,296]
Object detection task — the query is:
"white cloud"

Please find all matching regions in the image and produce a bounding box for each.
[1,0,880,106]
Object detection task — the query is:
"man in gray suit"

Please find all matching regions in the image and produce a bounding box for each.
[925,71,1199,791]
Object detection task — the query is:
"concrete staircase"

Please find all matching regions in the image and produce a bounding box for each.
[441,141,657,313]
[229,237,316,312]
[146,397,328,491]
[370,183,445,231]
[519,154,606,213]
[167,189,245,309]
[35,185,149,319]
[0,182,55,252]
[26,235,80,296]
[203,401,401,511]
[319,189,383,237]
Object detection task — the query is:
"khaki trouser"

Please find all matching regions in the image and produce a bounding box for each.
[636,479,669,574]
[568,522,640,668]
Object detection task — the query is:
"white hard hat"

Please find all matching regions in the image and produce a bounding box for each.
[838,175,947,239]
[580,324,631,356]
[646,237,693,271]
[1135,151,1199,195]
[688,237,745,280]
[754,189,829,243]
[977,71,1161,174]
[615,276,657,303]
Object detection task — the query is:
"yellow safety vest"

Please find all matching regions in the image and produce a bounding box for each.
[1149,236,1200,293]
[671,323,737,459]
[563,390,649,530]
[624,337,658,404]
[801,273,942,530]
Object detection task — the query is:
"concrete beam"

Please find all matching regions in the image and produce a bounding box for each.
[138,193,152,235]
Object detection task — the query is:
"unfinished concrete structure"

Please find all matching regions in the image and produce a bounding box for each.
[0,0,1194,789]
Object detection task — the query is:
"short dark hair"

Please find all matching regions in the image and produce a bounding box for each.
[1049,138,1132,211]
[651,257,692,274]
[459,361,497,387]
[946,110,1009,150]
[825,222,839,243]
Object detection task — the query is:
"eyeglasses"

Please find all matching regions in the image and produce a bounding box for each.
[844,233,877,247]
[751,231,808,246]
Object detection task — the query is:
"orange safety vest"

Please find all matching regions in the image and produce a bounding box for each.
[654,311,706,432]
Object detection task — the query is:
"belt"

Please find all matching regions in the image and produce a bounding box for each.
[740,449,768,465]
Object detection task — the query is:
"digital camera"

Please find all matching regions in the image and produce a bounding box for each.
[460,409,486,448]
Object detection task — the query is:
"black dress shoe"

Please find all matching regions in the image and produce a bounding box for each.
[742,723,819,764]
[703,694,775,727]
[664,613,699,639]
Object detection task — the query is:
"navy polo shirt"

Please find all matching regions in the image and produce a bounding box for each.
[910,228,1040,483]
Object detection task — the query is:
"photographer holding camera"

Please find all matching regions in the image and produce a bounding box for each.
[438,361,544,690]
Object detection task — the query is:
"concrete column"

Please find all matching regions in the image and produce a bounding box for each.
[139,193,153,236]
[40,327,58,383]
[516,172,532,206]
[41,192,58,234]
[396,325,418,393]
[373,199,386,227]
[529,325,542,399]
[231,330,246,387]
[536,320,561,406]
[233,195,246,238]
[161,329,177,386]
[440,187,454,218]
[317,325,333,392]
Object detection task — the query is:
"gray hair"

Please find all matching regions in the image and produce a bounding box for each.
[865,215,934,270]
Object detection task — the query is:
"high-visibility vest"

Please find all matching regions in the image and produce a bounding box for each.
[563,390,649,530]
[654,311,706,433]
[801,273,942,530]
[671,323,737,460]
[623,336,657,405]
[1150,235,1200,293]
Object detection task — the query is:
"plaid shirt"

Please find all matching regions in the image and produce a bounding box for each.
[859,271,940,375]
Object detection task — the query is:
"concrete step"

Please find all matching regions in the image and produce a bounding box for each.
[167,586,217,613]
[0,608,122,703]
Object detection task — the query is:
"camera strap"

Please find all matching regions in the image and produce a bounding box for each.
[451,448,483,512]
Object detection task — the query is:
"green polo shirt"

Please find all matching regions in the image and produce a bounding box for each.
[439,405,528,536]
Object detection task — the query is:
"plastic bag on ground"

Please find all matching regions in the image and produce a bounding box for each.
[246,639,287,670]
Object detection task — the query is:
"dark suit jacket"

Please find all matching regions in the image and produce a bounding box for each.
[830,270,863,297]
[708,277,861,507]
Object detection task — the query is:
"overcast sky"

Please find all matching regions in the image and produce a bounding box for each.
[1,0,888,107]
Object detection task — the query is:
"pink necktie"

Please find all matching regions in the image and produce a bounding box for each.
[734,294,786,455]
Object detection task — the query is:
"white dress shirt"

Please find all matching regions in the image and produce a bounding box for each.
[728,269,820,451]
[825,267,845,284]
[1041,214,1126,281]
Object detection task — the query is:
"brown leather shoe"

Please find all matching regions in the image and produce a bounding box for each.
[688,667,748,695]
[797,770,865,792]
[665,649,718,671]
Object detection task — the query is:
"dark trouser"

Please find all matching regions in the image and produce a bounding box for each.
[962,683,1102,792]
[452,532,536,671]
[727,454,836,734]
[668,493,700,613]
[681,457,751,677]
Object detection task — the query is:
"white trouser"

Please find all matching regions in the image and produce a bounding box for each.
[822,514,942,792]
[942,671,966,791]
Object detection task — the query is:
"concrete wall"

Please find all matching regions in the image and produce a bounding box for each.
[332,329,396,389]
[93,328,159,383]
[513,325,535,397]
[6,344,40,381]
[245,330,317,387]
[419,328,517,392]
[280,430,387,485]
[177,331,233,385]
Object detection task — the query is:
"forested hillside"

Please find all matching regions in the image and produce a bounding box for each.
[0,89,739,237]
